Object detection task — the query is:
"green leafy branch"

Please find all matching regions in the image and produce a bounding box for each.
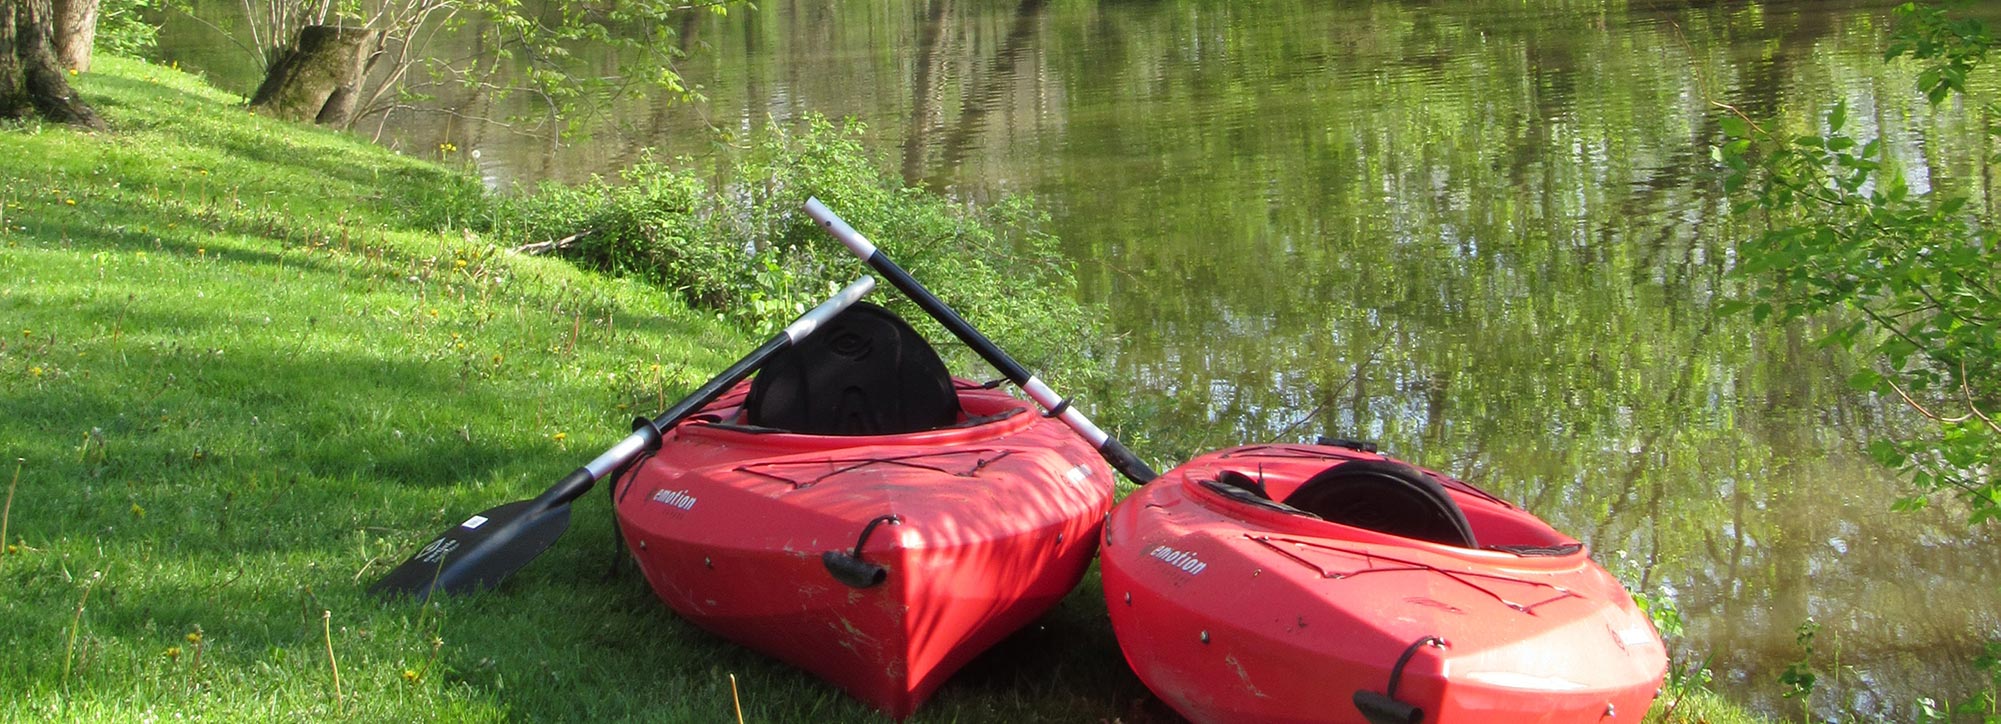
[1713,1,1998,524]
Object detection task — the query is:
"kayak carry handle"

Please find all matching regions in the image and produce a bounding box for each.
[823,514,902,589]
[1352,691,1421,724]
[1352,635,1446,724]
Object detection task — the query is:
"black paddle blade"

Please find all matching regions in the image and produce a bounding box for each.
[367,497,573,600]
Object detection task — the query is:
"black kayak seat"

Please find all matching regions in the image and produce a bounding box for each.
[1281,460,1478,549]
[744,301,961,436]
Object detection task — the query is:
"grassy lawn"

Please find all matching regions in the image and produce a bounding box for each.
[0,57,1758,723]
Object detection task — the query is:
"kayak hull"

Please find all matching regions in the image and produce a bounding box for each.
[615,382,1115,718]
[1102,444,1666,724]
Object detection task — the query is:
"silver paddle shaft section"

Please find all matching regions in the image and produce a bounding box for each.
[581,275,876,480]
[784,275,876,343]
[804,197,1155,483]
[1020,376,1111,447]
[582,431,653,479]
[809,199,880,260]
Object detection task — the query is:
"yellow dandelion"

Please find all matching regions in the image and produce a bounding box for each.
[454,259,468,269]
[552,432,568,442]
[428,308,439,318]
[197,247,206,255]
[21,329,30,338]
[5,544,17,554]
[185,631,202,645]
[64,199,76,206]
[131,503,146,519]
[401,669,420,683]
[29,367,42,378]
[492,354,504,364]
[164,646,182,660]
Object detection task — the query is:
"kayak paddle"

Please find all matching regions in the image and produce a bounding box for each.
[368,275,878,599]
[802,197,1158,484]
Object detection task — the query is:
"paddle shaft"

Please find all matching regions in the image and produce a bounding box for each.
[803,198,1158,484]
[537,274,878,509]
[370,275,877,598]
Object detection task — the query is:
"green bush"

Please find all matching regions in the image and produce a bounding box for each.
[96,0,166,58]
[478,115,1110,392]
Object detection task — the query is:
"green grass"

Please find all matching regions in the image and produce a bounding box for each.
[0,56,1763,723]
[0,57,1158,722]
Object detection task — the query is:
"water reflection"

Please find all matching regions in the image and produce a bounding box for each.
[154,0,2001,717]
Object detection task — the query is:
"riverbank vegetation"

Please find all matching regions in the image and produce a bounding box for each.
[1718,2,2000,720]
[473,114,1110,401]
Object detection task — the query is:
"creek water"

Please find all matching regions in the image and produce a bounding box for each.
[157,0,2001,718]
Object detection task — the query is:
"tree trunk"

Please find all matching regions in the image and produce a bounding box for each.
[51,0,93,72]
[249,25,379,126]
[5,0,104,129]
[0,2,26,119]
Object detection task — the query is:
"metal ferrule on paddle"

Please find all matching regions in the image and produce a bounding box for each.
[368,275,876,599]
[804,197,1158,485]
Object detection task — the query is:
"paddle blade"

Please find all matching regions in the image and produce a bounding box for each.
[367,498,573,600]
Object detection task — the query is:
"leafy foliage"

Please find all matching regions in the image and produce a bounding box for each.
[1717,2,2000,525]
[479,115,1109,391]
[95,0,167,57]
[1777,619,1821,714]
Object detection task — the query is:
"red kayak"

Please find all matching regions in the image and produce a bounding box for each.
[613,304,1115,718]
[1101,443,1666,724]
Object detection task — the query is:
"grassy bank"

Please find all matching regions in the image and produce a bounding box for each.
[0,57,1151,721]
[0,57,1760,722]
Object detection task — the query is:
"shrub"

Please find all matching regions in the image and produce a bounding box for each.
[479,115,1110,392]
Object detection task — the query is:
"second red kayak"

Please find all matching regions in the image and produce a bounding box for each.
[1101,443,1667,723]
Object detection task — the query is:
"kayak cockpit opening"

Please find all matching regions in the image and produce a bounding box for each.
[1202,459,1585,555]
[1279,460,1479,549]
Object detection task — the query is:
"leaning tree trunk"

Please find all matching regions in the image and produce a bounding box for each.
[52,0,94,72]
[3,0,104,129]
[249,25,379,126]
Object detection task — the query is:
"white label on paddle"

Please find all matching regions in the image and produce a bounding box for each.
[1064,464,1094,484]
[461,515,488,529]
[416,537,461,564]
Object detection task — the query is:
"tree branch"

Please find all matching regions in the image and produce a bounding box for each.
[512,230,590,255]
